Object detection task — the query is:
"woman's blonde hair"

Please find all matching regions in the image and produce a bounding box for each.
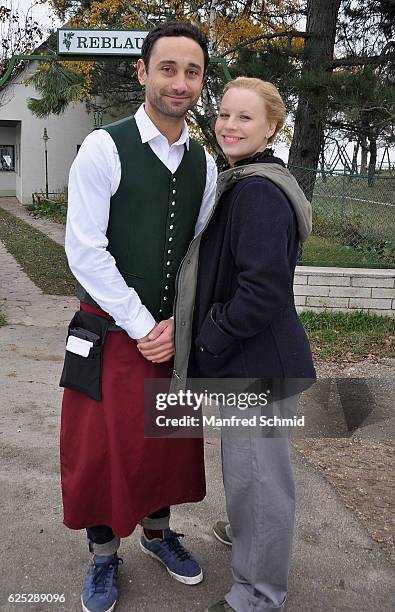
[223,77,286,144]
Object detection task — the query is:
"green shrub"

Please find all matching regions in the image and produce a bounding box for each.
[28,194,67,224]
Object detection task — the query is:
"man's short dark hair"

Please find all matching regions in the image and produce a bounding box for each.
[141,21,210,74]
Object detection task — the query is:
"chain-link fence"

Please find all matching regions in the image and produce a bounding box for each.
[289,166,395,268]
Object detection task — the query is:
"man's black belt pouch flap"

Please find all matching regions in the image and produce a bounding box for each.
[59,310,111,401]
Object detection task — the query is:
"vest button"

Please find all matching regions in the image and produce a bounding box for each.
[166,273,171,278]
[165,285,169,290]
[172,177,176,182]
[169,224,174,229]
[163,297,167,301]
[172,189,176,194]
[170,213,175,218]
[181,321,186,326]
[166,261,171,266]
[171,201,176,206]
[168,237,173,241]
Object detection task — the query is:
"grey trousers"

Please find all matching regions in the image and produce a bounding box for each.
[220,395,299,612]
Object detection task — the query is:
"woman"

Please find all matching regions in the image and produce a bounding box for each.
[172,77,315,612]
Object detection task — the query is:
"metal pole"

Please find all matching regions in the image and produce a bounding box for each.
[42,128,49,199]
[45,146,48,199]
[0,52,233,89]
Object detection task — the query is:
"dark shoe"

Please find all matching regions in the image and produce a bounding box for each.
[140,528,203,585]
[205,600,236,612]
[81,554,123,612]
[212,521,232,546]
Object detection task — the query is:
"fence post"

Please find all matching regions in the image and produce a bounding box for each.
[340,166,346,226]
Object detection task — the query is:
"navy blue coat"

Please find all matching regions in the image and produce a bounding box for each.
[188,157,316,389]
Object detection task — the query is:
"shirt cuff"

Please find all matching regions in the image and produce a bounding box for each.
[195,307,234,356]
[120,308,156,340]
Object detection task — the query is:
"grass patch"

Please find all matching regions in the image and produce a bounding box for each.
[300,310,395,361]
[312,175,395,246]
[0,207,75,296]
[308,174,395,267]
[300,235,389,268]
[0,310,7,327]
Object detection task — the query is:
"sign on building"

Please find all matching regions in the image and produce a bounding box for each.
[57,29,149,56]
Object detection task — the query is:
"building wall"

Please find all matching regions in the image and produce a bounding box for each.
[0,126,17,195]
[0,62,93,204]
[0,170,16,195]
[295,266,395,317]
[15,122,22,201]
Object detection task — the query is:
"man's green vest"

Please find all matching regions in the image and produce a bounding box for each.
[77,116,207,321]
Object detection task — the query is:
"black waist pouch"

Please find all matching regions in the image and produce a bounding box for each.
[59,310,111,401]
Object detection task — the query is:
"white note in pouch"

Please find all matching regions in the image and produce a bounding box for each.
[66,335,93,357]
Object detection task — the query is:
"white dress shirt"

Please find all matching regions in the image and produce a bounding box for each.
[65,104,217,339]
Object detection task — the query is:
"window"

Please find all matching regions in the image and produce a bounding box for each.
[0,145,15,171]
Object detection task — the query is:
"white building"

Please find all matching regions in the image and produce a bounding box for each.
[0,60,93,204]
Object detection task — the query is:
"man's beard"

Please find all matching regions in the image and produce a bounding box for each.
[147,88,199,118]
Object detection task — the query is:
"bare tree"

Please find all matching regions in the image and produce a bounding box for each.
[0,1,43,105]
[0,1,43,67]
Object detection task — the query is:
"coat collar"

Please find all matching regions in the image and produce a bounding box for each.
[216,163,313,243]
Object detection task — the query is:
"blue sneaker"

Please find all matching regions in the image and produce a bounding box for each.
[140,528,203,585]
[81,554,123,612]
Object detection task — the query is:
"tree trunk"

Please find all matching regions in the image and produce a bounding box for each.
[368,136,377,186]
[351,140,359,175]
[288,0,341,200]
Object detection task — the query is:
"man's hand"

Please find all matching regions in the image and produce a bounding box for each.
[137,319,175,363]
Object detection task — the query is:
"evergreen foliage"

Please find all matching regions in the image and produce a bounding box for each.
[26,61,85,117]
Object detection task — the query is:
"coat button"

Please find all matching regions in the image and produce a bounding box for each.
[199,346,204,352]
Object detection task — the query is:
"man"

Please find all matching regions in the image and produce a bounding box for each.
[61,21,217,612]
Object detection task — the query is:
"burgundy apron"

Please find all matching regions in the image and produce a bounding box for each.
[60,302,206,537]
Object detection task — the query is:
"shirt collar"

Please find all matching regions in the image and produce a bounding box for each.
[134,104,190,150]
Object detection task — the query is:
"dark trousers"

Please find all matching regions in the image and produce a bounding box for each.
[87,506,170,544]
